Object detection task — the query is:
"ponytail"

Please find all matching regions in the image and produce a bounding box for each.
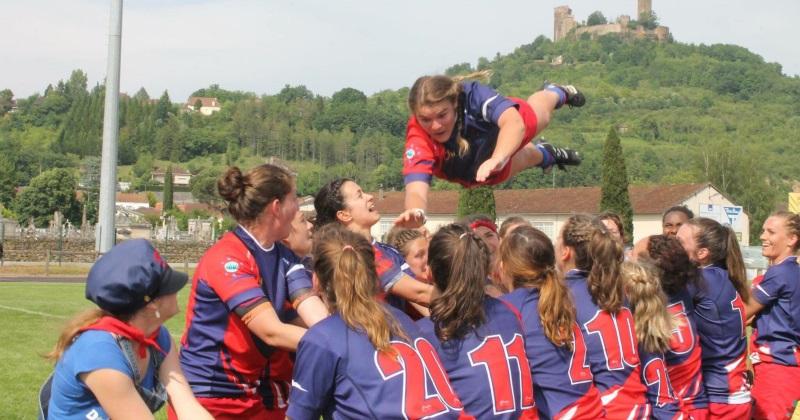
[313,224,407,353]
[724,226,749,302]
[428,224,490,341]
[685,218,749,301]
[587,228,626,313]
[499,226,576,348]
[622,262,673,354]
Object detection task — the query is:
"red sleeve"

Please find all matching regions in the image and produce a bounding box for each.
[202,243,266,312]
[402,117,437,185]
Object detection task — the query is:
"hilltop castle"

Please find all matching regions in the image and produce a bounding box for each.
[554,0,669,42]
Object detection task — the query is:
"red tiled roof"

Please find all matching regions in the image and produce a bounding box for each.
[116,193,149,203]
[372,183,711,216]
[186,96,220,108]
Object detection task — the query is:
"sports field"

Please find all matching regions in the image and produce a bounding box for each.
[0,281,190,419]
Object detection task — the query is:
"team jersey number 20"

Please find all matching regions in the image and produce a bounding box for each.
[375,338,464,419]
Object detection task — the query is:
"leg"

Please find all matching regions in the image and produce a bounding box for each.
[507,143,543,180]
[526,90,560,138]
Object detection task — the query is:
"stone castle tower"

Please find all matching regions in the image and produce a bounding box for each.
[554,6,577,41]
[638,0,652,18]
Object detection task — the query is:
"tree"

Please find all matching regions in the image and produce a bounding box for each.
[79,156,101,225]
[194,98,203,111]
[599,127,633,243]
[0,159,16,207]
[13,168,81,227]
[163,165,174,211]
[587,11,607,26]
[0,89,13,116]
[639,11,659,30]
[457,186,496,220]
[190,167,223,205]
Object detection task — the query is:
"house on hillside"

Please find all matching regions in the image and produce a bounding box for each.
[372,183,750,245]
[151,166,192,186]
[185,96,221,115]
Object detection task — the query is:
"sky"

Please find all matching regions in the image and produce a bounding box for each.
[2,0,798,101]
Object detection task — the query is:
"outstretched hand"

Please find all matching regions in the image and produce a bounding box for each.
[394,208,426,229]
[475,157,507,183]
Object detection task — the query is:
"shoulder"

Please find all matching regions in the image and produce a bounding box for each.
[197,233,254,276]
[63,331,132,377]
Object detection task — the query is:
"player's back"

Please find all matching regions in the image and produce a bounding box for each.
[663,288,708,411]
[566,270,650,418]
[503,287,604,419]
[289,305,464,420]
[418,296,537,419]
[692,265,750,404]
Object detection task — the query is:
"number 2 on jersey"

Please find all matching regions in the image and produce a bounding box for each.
[375,339,463,419]
[468,334,535,414]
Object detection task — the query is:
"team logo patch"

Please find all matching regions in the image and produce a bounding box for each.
[224,261,239,273]
[405,148,415,160]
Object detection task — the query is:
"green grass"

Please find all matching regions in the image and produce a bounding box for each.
[0,282,191,419]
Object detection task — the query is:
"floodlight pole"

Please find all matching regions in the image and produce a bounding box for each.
[97,0,123,253]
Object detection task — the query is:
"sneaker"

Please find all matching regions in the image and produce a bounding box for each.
[539,141,582,172]
[543,81,586,108]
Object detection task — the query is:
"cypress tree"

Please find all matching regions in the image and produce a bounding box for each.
[457,186,496,220]
[163,165,174,211]
[600,127,634,243]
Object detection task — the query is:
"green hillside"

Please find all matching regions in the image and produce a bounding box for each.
[1,34,798,240]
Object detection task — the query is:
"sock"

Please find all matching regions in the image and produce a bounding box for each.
[545,85,567,109]
[535,144,555,168]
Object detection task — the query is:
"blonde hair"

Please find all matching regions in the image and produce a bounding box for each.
[386,226,425,258]
[408,70,493,156]
[622,262,673,354]
[312,224,407,353]
[499,226,576,348]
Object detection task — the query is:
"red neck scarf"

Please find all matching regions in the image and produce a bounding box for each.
[80,316,165,358]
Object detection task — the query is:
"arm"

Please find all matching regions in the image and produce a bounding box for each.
[395,181,429,229]
[295,295,329,327]
[242,301,307,351]
[159,338,214,420]
[390,273,434,306]
[82,369,154,420]
[745,297,765,325]
[476,107,526,182]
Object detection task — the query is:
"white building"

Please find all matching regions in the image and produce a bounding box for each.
[185,96,221,116]
[116,193,150,210]
[151,167,192,186]
[372,183,750,245]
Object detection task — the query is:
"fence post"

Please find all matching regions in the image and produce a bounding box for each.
[45,249,50,277]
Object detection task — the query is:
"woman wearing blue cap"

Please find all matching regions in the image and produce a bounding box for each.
[44,239,212,420]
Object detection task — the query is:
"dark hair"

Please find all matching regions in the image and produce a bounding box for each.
[499,216,530,239]
[596,212,625,239]
[428,224,491,341]
[561,214,625,313]
[684,217,749,301]
[642,235,701,297]
[662,206,694,224]
[312,224,407,352]
[218,164,294,224]
[771,211,800,252]
[499,226,575,348]
[313,178,352,228]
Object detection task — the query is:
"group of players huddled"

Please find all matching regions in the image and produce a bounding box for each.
[44,74,800,420]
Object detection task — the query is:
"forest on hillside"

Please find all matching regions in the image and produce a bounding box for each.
[1,34,798,240]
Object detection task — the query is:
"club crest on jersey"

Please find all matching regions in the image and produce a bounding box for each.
[405,148,415,160]
[224,261,239,273]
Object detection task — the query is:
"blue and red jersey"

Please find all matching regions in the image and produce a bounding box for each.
[751,256,800,366]
[372,240,419,310]
[288,305,465,419]
[662,289,708,412]
[691,265,750,405]
[179,226,313,400]
[565,270,650,418]
[403,81,537,187]
[417,296,537,419]
[503,286,604,419]
[639,349,684,419]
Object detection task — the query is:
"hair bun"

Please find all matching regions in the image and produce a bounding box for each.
[218,166,246,203]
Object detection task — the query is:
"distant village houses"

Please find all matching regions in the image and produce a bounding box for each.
[185,96,221,115]
[151,166,192,186]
